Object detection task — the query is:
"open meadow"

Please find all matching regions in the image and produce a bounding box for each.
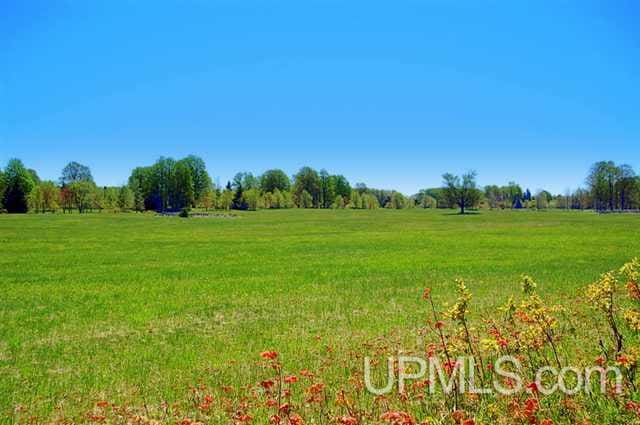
[2,209,640,424]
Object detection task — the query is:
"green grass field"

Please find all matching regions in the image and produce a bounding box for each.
[1,210,640,422]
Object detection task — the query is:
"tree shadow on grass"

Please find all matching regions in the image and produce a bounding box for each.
[443,211,482,216]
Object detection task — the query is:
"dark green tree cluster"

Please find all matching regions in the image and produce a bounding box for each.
[1,159,35,213]
[128,155,212,212]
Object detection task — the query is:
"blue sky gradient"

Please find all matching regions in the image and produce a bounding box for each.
[1,1,639,194]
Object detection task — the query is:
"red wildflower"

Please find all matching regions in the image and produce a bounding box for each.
[422,288,432,300]
[278,403,290,414]
[381,411,415,425]
[265,399,278,407]
[451,410,465,423]
[300,369,314,379]
[260,351,279,360]
[289,415,304,425]
[87,414,106,423]
[233,413,253,424]
[308,383,325,394]
[627,281,640,300]
[523,398,539,422]
[617,355,631,367]
[626,401,640,415]
[284,375,299,384]
[260,380,275,390]
[337,416,358,425]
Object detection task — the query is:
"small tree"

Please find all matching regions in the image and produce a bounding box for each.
[117,185,134,211]
[219,189,234,210]
[133,183,145,212]
[60,187,74,213]
[299,190,313,208]
[363,193,380,209]
[200,188,215,211]
[243,188,260,211]
[349,191,362,209]
[28,184,43,213]
[535,190,548,209]
[40,181,60,212]
[70,181,96,213]
[441,171,481,214]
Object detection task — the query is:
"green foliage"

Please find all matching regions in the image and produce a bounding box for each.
[243,188,260,211]
[293,167,320,208]
[133,184,145,212]
[128,156,211,211]
[299,189,313,208]
[260,169,291,193]
[174,159,195,209]
[386,191,408,209]
[442,170,481,214]
[60,161,93,186]
[182,155,212,204]
[68,181,96,213]
[2,158,35,213]
[218,189,234,210]
[0,169,4,210]
[28,181,60,213]
[587,161,639,211]
[117,185,134,211]
[332,195,345,209]
[198,188,216,211]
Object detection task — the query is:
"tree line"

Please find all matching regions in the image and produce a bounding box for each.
[1,157,638,214]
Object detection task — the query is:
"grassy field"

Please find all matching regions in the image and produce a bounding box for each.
[1,209,640,423]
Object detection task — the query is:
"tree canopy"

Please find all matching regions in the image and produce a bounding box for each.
[3,158,640,214]
[2,159,35,213]
[441,171,481,214]
[60,161,94,186]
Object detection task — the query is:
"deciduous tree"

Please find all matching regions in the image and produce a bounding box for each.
[260,169,291,193]
[60,161,93,186]
[442,171,481,214]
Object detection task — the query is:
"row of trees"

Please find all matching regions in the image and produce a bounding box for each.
[2,158,639,214]
[0,159,146,214]
[197,168,404,211]
[435,161,640,214]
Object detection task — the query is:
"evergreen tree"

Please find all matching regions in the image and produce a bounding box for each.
[232,180,248,210]
[2,159,35,213]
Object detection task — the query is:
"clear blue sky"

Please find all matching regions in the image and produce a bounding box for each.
[1,1,638,194]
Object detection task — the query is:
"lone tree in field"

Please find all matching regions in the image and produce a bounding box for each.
[441,171,481,214]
